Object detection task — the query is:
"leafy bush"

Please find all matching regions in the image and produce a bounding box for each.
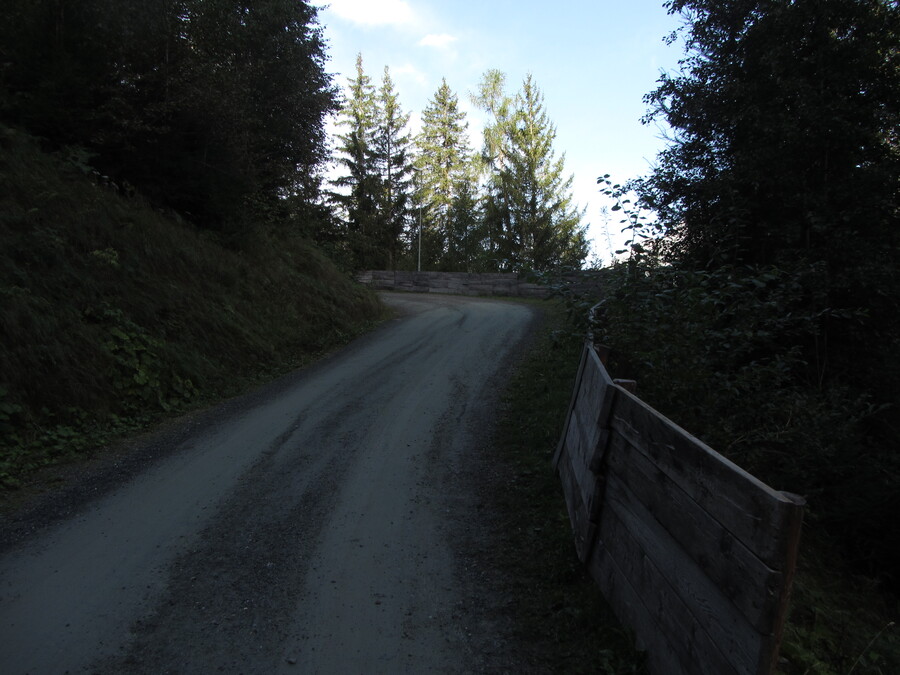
[587,255,898,581]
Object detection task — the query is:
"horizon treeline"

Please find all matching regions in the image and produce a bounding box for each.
[0,1,588,274]
[328,55,588,273]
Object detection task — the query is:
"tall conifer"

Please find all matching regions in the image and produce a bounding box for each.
[474,71,587,271]
[373,67,414,270]
[331,54,381,269]
[415,79,474,270]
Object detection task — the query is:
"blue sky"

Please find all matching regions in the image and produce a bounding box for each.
[315,0,685,264]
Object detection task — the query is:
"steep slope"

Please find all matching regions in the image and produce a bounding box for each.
[0,126,384,488]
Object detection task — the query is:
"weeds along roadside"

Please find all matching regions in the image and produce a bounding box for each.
[545,276,899,675]
[0,126,386,493]
[489,299,645,674]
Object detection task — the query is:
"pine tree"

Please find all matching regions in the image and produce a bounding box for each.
[373,67,414,270]
[471,69,514,267]
[414,79,474,270]
[331,53,381,269]
[449,163,484,272]
[508,74,587,270]
[474,71,587,271]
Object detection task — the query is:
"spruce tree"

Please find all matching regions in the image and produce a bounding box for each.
[449,163,484,272]
[472,69,514,267]
[508,74,587,270]
[414,79,474,270]
[0,0,337,232]
[331,53,381,269]
[373,67,414,270]
[474,71,587,271]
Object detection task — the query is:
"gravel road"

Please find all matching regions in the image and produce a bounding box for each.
[0,292,537,674]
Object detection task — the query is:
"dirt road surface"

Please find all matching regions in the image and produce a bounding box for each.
[0,293,538,674]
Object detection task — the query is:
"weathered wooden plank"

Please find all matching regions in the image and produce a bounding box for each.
[585,343,614,389]
[602,472,769,675]
[764,490,805,674]
[567,349,613,472]
[592,486,744,675]
[573,353,606,434]
[605,430,785,632]
[562,411,586,477]
[566,409,594,505]
[569,398,601,475]
[589,541,691,675]
[586,367,618,475]
[592,524,738,675]
[553,344,588,469]
[554,347,613,525]
[609,385,804,568]
[560,410,604,542]
[557,448,594,561]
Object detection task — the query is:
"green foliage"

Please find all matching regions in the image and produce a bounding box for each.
[644,0,899,269]
[575,1,900,662]
[0,0,337,232]
[473,71,589,272]
[93,306,197,411]
[0,126,384,489]
[330,55,412,270]
[780,535,900,674]
[413,78,480,271]
[615,0,900,584]
[492,302,645,673]
[327,60,588,273]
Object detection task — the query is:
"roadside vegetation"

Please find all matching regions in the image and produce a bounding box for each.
[0,126,383,490]
[490,302,644,674]
[497,300,898,673]
[517,1,899,670]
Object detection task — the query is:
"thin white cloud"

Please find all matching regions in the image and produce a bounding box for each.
[325,0,415,27]
[418,33,458,49]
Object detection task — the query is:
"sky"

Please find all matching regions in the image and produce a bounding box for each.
[314,0,686,264]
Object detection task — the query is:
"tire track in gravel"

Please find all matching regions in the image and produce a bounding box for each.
[0,292,537,674]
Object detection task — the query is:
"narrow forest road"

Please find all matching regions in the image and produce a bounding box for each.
[0,293,538,674]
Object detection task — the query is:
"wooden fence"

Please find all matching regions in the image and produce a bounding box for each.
[357,270,551,297]
[554,342,805,675]
[357,270,608,298]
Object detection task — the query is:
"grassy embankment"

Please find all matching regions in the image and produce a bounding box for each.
[0,126,384,492]
[494,303,898,674]
[490,303,644,674]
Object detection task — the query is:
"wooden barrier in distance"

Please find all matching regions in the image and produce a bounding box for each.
[554,343,804,675]
[356,270,552,298]
[357,270,608,299]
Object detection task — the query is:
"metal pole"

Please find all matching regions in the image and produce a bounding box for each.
[418,205,422,272]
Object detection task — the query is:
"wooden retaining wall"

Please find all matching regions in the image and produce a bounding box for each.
[554,343,804,675]
[356,270,552,298]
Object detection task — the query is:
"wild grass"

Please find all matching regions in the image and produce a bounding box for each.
[780,534,899,674]
[493,299,898,674]
[491,301,645,673]
[0,125,384,489]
